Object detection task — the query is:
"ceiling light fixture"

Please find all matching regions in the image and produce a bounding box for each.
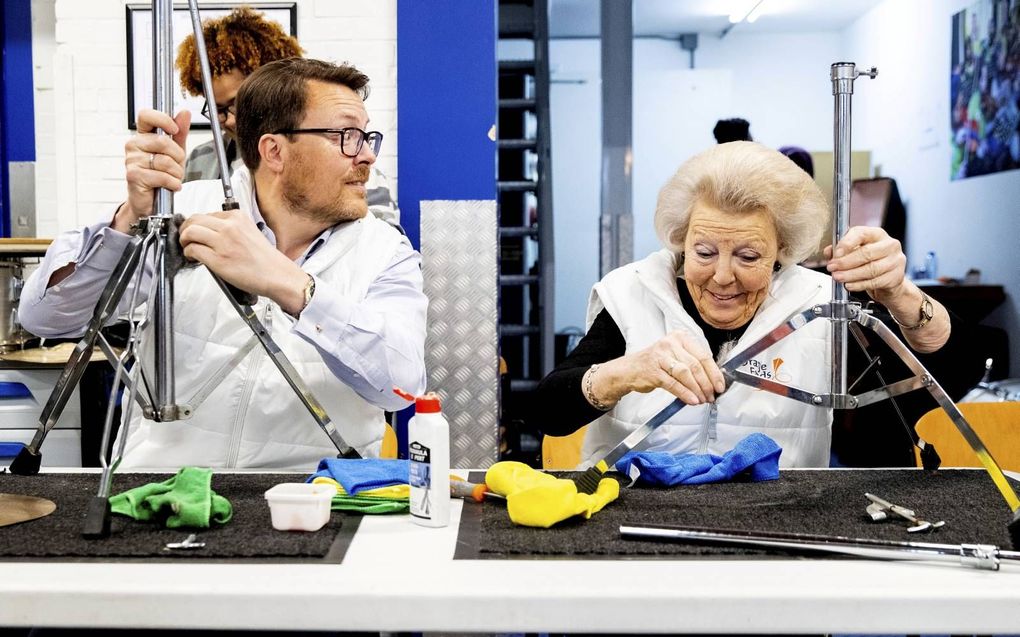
[729,0,766,25]
[722,0,766,38]
[746,0,767,23]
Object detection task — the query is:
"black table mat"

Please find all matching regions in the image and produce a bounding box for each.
[0,472,360,562]
[457,469,1018,559]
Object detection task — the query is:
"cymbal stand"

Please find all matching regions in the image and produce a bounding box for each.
[10,0,360,539]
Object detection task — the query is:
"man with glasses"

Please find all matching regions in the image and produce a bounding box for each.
[176,6,400,226]
[20,58,427,470]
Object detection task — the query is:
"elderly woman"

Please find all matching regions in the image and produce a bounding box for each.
[538,142,956,468]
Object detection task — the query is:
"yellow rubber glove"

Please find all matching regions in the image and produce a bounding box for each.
[485,461,619,528]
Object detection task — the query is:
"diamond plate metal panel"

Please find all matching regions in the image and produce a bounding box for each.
[420,200,499,468]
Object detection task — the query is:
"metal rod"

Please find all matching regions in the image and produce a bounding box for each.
[620,523,1020,571]
[828,62,877,404]
[186,0,237,202]
[830,62,854,402]
[151,0,177,418]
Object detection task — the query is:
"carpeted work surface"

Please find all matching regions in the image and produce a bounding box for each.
[458,469,1018,559]
[0,472,358,562]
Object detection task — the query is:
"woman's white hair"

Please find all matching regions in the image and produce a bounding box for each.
[654,141,829,266]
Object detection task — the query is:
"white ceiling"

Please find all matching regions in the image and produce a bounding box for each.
[549,0,888,38]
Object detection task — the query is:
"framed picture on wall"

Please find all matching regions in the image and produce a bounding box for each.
[125,2,297,130]
[949,0,1019,179]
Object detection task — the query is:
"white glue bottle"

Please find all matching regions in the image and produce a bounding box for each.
[403,391,450,527]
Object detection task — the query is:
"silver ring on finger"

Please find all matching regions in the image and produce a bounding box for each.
[149,153,156,170]
[668,358,680,376]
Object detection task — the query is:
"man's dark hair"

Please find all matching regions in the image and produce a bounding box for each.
[236,58,371,171]
[712,118,753,144]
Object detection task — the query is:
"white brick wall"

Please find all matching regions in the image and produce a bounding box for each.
[34,0,398,235]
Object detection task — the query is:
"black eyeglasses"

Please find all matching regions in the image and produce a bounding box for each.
[200,100,236,122]
[273,127,384,157]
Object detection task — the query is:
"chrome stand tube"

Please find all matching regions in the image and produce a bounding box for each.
[621,523,1020,571]
[186,0,237,203]
[829,62,876,401]
[151,0,177,419]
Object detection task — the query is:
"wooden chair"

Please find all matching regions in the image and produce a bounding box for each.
[913,402,1020,472]
[541,425,588,470]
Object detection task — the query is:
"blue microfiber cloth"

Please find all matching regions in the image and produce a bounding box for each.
[308,458,409,494]
[615,433,782,486]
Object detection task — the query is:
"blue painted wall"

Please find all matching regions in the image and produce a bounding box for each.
[395,0,497,454]
[2,0,37,237]
[396,0,497,250]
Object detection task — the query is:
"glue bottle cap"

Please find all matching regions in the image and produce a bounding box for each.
[393,388,442,413]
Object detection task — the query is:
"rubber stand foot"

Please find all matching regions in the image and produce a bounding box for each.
[82,496,112,539]
[9,447,41,475]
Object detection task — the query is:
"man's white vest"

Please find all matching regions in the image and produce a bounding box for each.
[580,249,834,469]
[118,167,402,470]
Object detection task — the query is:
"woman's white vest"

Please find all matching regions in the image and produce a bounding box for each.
[118,167,400,470]
[580,249,834,469]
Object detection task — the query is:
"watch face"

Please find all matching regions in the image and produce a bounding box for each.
[922,297,934,320]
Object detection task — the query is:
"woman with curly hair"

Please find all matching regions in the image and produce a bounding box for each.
[175,6,302,181]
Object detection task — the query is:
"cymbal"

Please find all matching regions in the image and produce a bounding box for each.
[0,342,112,365]
[0,493,57,527]
[0,238,52,256]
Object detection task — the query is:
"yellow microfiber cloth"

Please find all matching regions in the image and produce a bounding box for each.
[311,476,409,514]
[485,461,619,528]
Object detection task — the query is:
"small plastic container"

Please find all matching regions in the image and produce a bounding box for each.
[264,483,334,532]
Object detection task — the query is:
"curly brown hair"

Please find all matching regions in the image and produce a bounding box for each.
[175,6,303,97]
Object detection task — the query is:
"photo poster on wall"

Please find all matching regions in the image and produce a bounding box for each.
[949,0,1019,180]
[125,3,297,130]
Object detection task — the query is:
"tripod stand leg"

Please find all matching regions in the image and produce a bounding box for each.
[210,274,360,459]
[10,235,147,475]
[85,311,150,538]
[847,322,942,471]
[856,312,1020,519]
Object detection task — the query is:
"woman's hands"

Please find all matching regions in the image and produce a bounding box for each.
[588,331,728,409]
[824,225,908,305]
[825,225,950,352]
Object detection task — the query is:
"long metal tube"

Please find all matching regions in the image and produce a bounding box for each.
[152,0,176,417]
[830,62,855,401]
[829,62,876,402]
[620,523,1020,571]
[186,0,237,203]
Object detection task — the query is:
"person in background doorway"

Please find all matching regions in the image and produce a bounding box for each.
[779,145,815,177]
[712,117,753,144]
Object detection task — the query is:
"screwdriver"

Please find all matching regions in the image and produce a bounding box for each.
[450,477,502,502]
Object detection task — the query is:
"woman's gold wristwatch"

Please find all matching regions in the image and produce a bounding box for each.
[893,292,934,331]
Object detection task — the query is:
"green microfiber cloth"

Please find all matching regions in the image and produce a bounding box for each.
[110,466,233,528]
[331,494,409,514]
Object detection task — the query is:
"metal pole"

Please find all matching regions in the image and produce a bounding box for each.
[599,0,633,276]
[186,0,237,204]
[829,62,876,403]
[151,0,176,419]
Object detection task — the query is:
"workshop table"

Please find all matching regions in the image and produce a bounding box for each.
[1,468,1019,634]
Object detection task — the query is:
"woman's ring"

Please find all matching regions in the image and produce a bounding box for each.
[149,153,156,170]
[668,359,680,376]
